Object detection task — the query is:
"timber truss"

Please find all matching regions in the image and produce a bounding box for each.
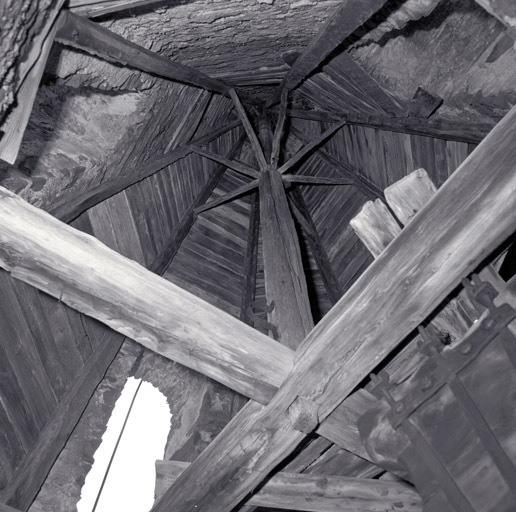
[1,1,516,512]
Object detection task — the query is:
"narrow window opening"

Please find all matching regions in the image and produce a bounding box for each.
[78,377,171,512]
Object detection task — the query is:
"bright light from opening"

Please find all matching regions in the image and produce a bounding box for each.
[78,377,171,512]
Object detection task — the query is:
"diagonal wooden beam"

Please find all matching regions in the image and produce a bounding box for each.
[278,120,346,174]
[283,175,353,186]
[229,89,268,169]
[151,104,516,512]
[194,180,259,215]
[189,145,260,179]
[68,0,166,17]
[56,12,259,105]
[0,4,65,165]
[269,0,390,105]
[289,124,383,200]
[0,186,294,405]
[48,119,241,223]
[475,1,516,40]
[155,461,422,512]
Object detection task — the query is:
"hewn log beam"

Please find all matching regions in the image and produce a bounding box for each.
[270,0,390,104]
[278,120,346,174]
[56,12,258,104]
[155,461,422,512]
[189,145,260,179]
[271,89,288,167]
[0,186,295,405]
[48,119,241,223]
[194,180,258,214]
[151,105,516,512]
[68,0,165,17]
[288,190,342,304]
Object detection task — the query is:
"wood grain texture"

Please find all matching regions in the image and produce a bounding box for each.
[190,145,260,179]
[475,0,516,40]
[259,168,314,349]
[0,186,294,405]
[350,200,401,258]
[68,0,166,17]
[272,0,390,100]
[151,105,516,512]
[155,461,422,512]
[283,175,353,186]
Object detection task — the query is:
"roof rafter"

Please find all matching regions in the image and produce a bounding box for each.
[68,0,166,17]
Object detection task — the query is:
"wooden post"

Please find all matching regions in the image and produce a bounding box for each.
[258,118,314,349]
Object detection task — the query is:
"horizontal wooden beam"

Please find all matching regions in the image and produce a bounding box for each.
[194,180,258,215]
[155,461,422,512]
[270,0,390,104]
[189,145,259,179]
[68,0,165,17]
[0,186,294,405]
[48,120,241,223]
[56,11,260,103]
[283,175,353,186]
[151,104,516,512]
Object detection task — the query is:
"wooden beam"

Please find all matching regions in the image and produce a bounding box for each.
[239,192,260,325]
[284,109,493,144]
[259,159,314,349]
[151,105,516,512]
[56,11,232,98]
[475,1,516,40]
[283,175,353,186]
[0,5,65,165]
[270,0,390,104]
[229,89,268,169]
[271,89,288,167]
[194,179,259,214]
[189,146,260,179]
[48,119,241,223]
[151,133,246,275]
[68,0,165,17]
[155,461,422,512]
[0,186,295,405]
[0,503,22,512]
[288,190,342,304]
[278,120,346,174]
[289,125,383,200]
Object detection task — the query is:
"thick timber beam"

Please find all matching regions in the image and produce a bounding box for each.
[151,105,516,512]
[155,461,422,512]
[475,1,516,40]
[56,12,258,104]
[0,187,294,406]
[270,0,390,104]
[68,0,165,17]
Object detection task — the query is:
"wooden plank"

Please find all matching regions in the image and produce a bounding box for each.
[259,168,314,349]
[271,0,390,103]
[151,104,516,512]
[349,200,401,258]
[0,503,22,512]
[278,120,346,174]
[0,7,65,164]
[288,190,342,305]
[384,169,437,225]
[47,120,240,223]
[271,89,288,168]
[189,145,259,179]
[155,461,422,512]
[283,175,353,186]
[240,192,260,325]
[229,89,268,170]
[0,186,294,405]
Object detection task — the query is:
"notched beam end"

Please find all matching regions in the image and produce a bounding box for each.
[288,396,320,434]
